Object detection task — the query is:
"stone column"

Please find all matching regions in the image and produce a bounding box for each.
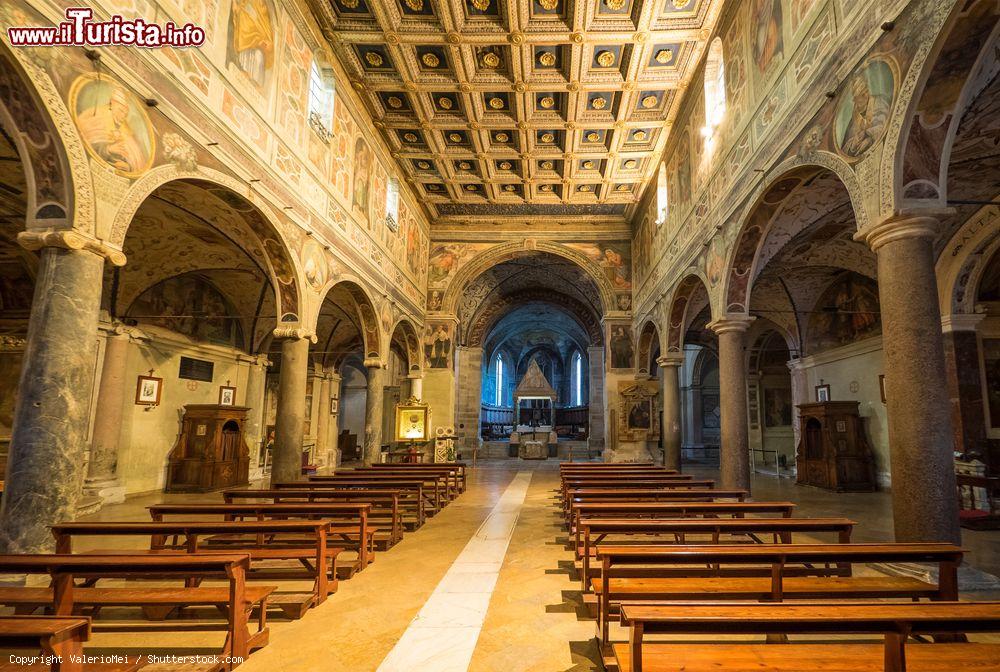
[587,346,606,452]
[941,314,989,466]
[0,234,122,554]
[708,316,754,491]
[864,215,960,544]
[657,355,684,471]
[787,359,809,464]
[315,372,331,469]
[328,372,342,466]
[270,333,311,486]
[408,372,424,401]
[84,327,131,503]
[363,360,386,465]
[241,354,269,471]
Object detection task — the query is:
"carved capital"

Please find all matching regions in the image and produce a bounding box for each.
[18,230,127,266]
[707,315,754,335]
[859,211,951,252]
[655,354,684,369]
[272,327,317,342]
[364,356,385,369]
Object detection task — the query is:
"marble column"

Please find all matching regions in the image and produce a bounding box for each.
[657,355,684,471]
[587,346,606,452]
[0,241,113,554]
[315,372,332,468]
[708,316,754,492]
[242,355,269,471]
[270,334,310,486]
[363,360,386,465]
[84,327,131,503]
[328,372,342,466]
[408,372,423,401]
[864,215,960,544]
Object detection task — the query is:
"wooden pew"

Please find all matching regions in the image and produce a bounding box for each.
[0,554,269,669]
[562,483,717,514]
[359,465,464,496]
[337,468,459,502]
[369,462,468,493]
[308,474,449,509]
[51,521,336,618]
[560,462,655,469]
[615,601,1000,672]
[0,615,147,672]
[223,489,406,546]
[593,543,963,645]
[291,478,442,514]
[268,483,425,529]
[568,494,759,538]
[147,502,373,575]
[576,517,856,591]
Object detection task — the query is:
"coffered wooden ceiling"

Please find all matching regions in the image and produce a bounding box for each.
[308,0,723,224]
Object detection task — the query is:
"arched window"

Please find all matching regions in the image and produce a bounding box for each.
[571,351,584,406]
[494,352,504,406]
[385,176,400,231]
[702,38,726,143]
[308,59,335,141]
[655,162,668,226]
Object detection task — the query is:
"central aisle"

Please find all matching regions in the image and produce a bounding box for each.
[236,461,597,672]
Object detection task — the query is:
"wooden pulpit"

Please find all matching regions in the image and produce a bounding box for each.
[165,404,251,492]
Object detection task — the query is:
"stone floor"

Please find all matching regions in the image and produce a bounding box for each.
[66,460,1000,671]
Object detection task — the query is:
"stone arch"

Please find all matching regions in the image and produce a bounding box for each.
[317,278,384,364]
[112,167,303,324]
[937,206,1000,315]
[441,241,619,316]
[665,273,713,354]
[389,316,422,373]
[721,162,863,315]
[465,290,604,349]
[635,319,661,377]
[880,1,999,212]
[0,42,93,231]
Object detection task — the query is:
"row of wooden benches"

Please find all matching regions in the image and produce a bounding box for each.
[557,461,1000,672]
[0,462,467,671]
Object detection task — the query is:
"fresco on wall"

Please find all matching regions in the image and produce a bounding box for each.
[277,17,310,148]
[763,387,793,427]
[807,274,881,352]
[752,0,783,75]
[226,0,276,91]
[834,57,895,160]
[790,0,821,35]
[70,74,155,177]
[984,339,1000,430]
[609,324,634,370]
[427,243,494,286]
[566,242,632,289]
[352,137,371,222]
[424,322,453,369]
[128,274,244,347]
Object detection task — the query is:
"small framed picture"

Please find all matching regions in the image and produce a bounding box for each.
[219,386,236,406]
[330,398,339,415]
[135,375,162,406]
[815,384,831,403]
[878,374,886,404]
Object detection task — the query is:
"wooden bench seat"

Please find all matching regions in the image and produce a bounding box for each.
[593,543,964,645]
[0,554,268,669]
[561,483,717,513]
[614,601,1000,672]
[0,615,142,672]
[576,517,856,590]
[369,462,468,493]
[611,642,1000,672]
[304,477,445,512]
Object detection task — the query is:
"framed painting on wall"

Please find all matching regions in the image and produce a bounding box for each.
[219,386,236,406]
[135,375,162,406]
[815,384,831,403]
[330,397,339,415]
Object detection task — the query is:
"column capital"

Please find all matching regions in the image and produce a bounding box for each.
[18,230,127,267]
[941,312,986,333]
[100,321,148,342]
[364,357,385,370]
[272,327,317,342]
[656,354,685,368]
[786,357,806,374]
[707,315,754,335]
[407,370,424,380]
[857,210,952,252]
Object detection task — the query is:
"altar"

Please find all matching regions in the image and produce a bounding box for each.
[509,361,558,460]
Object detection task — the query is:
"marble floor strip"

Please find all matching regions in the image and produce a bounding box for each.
[375,471,533,672]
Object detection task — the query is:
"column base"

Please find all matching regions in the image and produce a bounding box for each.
[83,477,126,505]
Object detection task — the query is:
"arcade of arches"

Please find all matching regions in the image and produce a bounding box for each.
[1,0,1000,669]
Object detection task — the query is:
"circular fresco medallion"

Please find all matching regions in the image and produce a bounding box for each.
[69,73,156,178]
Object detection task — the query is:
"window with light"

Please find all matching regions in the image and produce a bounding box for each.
[572,351,583,406]
[308,60,335,140]
[655,162,668,226]
[701,38,726,145]
[385,176,400,231]
[494,352,504,406]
